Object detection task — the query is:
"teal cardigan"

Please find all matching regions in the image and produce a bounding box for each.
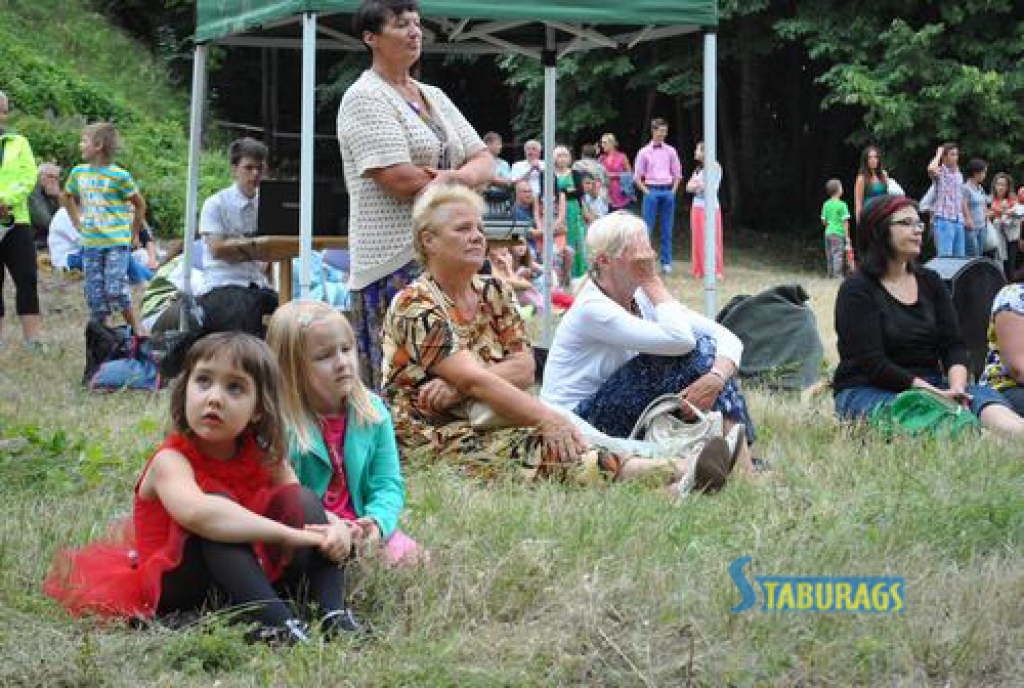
[287,395,405,539]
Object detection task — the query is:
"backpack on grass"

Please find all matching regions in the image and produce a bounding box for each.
[89,335,160,392]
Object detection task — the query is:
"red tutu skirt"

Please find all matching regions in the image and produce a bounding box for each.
[43,433,303,619]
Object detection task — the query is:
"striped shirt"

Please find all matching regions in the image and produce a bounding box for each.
[65,164,138,247]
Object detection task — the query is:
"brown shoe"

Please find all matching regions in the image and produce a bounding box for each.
[691,437,732,493]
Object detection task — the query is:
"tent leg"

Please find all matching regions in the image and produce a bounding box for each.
[181,43,207,310]
[541,33,557,348]
[297,12,317,300]
[702,31,718,317]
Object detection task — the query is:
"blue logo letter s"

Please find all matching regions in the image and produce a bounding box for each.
[729,556,757,613]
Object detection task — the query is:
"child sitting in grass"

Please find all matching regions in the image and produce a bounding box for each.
[44,332,357,643]
[267,300,425,568]
[821,179,851,278]
[61,122,147,332]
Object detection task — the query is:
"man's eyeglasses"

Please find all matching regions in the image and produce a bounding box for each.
[890,218,924,231]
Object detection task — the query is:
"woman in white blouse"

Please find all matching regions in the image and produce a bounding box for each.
[337,0,492,388]
[541,211,755,468]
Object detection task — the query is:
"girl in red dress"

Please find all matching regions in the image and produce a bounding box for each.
[44,332,356,642]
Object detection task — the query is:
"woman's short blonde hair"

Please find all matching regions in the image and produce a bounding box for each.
[601,133,618,148]
[586,211,646,278]
[411,184,484,263]
[266,300,380,453]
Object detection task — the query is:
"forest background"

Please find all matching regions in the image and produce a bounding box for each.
[3,0,1022,243]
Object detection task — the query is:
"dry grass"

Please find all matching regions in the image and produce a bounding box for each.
[1,245,1021,687]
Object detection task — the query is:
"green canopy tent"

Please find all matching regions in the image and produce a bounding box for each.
[185,1,722,340]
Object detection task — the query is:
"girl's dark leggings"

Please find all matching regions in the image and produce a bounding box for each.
[156,487,343,629]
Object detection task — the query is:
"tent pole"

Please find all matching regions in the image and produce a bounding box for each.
[298,12,317,299]
[541,28,557,347]
[701,31,718,317]
[180,42,207,310]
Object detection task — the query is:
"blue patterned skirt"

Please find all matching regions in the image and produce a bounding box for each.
[350,261,421,391]
[574,333,756,444]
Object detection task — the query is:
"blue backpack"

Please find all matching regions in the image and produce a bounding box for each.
[90,336,160,392]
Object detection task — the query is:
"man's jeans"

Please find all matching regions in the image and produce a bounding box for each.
[641,186,675,267]
[933,216,965,257]
[964,227,983,258]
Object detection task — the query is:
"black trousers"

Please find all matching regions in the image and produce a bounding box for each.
[0,224,40,318]
[156,487,343,629]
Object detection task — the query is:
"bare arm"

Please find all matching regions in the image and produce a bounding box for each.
[205,235,259,263]
[854,175,865,221]
[127,193,146,242]
[927,146,943,179]
[60,191,82,232]
[368,163,435,199]
[141,449,322,548]
[994,310,1024,383]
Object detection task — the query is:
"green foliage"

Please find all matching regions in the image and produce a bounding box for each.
[0,422,138,493]
[775,0,1023,173]
[0,0,228,237]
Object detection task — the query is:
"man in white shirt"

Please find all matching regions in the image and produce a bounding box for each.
[198,137,271,296]
[153,138,277,338]
[509,139,545,198]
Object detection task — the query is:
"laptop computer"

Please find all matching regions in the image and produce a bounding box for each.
[255,179,348,237]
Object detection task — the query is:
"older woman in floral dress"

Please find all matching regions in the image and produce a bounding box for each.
[381,185,733,491]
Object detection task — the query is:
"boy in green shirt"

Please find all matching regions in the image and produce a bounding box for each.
[821,179,851,278]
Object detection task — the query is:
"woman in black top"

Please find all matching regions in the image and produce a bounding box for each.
[833,194,1023,436]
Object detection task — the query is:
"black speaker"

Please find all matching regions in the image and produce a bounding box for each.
[924,257,1006,380]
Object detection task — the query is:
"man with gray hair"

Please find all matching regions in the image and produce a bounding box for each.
[29,162,61,247]
[509,139,545,197]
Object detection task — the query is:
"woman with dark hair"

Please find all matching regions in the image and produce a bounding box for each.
[988,172,1018,278]
[833,194,1023,436]
[962,158,988,258]
[337,0,493,388]
[853,145,888,224]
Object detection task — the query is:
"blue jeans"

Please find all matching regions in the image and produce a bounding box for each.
[834,376,1012,421]
[963,228,983,258]
[82,246,131,318]
[641,186,675,267]
[68,251,153,285]
[933,217,965,257]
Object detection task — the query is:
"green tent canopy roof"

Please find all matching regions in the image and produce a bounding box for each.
[196,1,718,49]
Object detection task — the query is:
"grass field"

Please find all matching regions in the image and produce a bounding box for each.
[1,240,1021,687]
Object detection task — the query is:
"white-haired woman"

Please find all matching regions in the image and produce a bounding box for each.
[541,211,755,467]
[381,186,732,490]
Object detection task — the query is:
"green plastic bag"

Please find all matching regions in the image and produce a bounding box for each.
[868,389,981,439]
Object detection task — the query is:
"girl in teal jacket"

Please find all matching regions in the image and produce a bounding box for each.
[267,300,424,566]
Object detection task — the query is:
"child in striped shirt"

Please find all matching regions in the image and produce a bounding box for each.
[62,122,147,332]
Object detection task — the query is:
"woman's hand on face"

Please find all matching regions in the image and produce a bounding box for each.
[538,412,587,465]
[678,373,725,417]
[631,243,659,285]
[417,378,463,417]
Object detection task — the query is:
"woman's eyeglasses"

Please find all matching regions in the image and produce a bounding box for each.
[890,218,925,231]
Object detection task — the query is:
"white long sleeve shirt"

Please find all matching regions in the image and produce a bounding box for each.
[540,280,743,411]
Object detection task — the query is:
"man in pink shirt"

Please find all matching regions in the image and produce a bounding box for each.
[635,118,682,273]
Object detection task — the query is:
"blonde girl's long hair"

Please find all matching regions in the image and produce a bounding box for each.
[266,300,381,453]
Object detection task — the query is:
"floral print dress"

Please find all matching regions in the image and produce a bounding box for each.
[381,274,616,483]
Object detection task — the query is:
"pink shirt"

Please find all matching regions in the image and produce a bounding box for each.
[635,142,682,186]
[319,414,357,521]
